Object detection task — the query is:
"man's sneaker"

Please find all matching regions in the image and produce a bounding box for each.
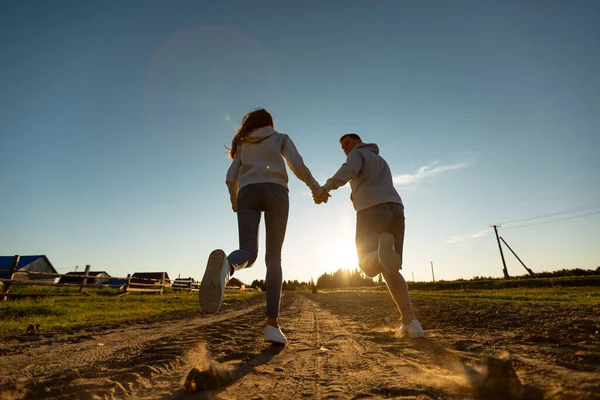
[378,233,401,272]
[399,319,424,338]
[264,325,287,345]
[199,249,230,314]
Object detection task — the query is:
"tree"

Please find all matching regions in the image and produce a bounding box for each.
[250,279,266,291]
[316,268,376,289]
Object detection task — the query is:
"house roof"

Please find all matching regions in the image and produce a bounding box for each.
[227,277,246,287]
[173,277,195,282]
[64,271,110,277]
[0,255,57,273]
[57,271,111,284]
[131,272,171,283]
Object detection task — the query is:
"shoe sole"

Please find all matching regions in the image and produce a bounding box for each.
[199,249,227,314]
[399,323,424,338]
[265,339,287,345]
[399,330,424,338]
[264,336,287,345]
[378,233,401,272]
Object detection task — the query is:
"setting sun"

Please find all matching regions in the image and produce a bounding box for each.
[323,239,359,274]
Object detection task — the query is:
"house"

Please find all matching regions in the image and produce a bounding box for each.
[172,277,200,291]
[0,255,58,283]
[226,277,246,289]
[130,272,171,288]
[58,271,111,286]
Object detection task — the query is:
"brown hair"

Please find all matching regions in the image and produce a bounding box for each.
[228,109,273,158]
[339,133,362,142]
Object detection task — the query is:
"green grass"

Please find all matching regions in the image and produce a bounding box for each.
[3,285,124,296]
[313,285,600,304]
[0,290,261,340]
[409,286,600,303]
[407,275,600,290]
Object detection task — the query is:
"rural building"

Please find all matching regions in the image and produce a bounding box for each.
[58,271,111,286]
[0,255,58,283]
[108,278,128,290]
[172,277,199,291]
[130,272,171,288]
[226,277,246,289]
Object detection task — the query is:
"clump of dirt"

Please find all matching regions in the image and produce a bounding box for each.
[476,352,524,399]
[182,344,233,392]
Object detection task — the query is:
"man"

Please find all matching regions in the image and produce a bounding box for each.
[314,133,424,338]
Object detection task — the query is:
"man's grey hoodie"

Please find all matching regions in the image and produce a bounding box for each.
[226,126,321,209]
[323,143,403,212]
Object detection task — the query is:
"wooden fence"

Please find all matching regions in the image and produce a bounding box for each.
[1,255,171,300]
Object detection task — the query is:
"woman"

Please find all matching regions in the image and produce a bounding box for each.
[200,108,324,344]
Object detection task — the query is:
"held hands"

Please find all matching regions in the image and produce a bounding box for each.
[312,186,331,205]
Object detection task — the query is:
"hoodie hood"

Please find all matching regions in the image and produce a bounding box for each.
[354,142,379,154]
[243,126,277,143]
[323,140,402,212]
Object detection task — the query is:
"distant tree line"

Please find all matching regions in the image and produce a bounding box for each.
[468,267,600,281]
[316,268,376,289]
[248,267,599,291]
[249,269,376,291]
[519,267,600,279]
[250,278,315,291]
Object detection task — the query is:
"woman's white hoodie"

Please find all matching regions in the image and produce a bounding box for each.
[226,127,320,209]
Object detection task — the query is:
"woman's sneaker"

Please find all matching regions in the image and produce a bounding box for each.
[399,319,424,338]
[264,325,287,345]
[199,249,230,313]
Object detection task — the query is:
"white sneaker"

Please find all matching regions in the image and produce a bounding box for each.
[378,233,401,272]
[199,249,230,314]
[264,325,287,345]
[399,319,424,338]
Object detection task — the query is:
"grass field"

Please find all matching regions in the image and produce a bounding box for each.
[409,286,600,303]
[407,275,600,291]
[2,279,599,341]
[0,289,260,340]
[317,284,600,303]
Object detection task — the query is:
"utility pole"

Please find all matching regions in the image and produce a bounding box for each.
[412,272,415,282]
[492,225,510,279]
[430,261,435,283]
[500,236,536,278]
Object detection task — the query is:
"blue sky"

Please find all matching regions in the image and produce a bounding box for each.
[1,1,599,284]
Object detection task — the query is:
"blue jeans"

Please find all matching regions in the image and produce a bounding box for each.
[228,183,289,318]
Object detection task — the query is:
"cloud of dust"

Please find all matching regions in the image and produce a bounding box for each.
[181,344,234,392]
[410,343,524,399]
[407,357,483,395]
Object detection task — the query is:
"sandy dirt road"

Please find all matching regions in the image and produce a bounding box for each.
[1,291,599,399]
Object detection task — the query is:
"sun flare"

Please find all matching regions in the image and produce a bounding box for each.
[323,239,359,274]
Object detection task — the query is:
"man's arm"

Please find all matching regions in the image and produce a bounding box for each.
[323,150,363,192]
[225,154,241,212]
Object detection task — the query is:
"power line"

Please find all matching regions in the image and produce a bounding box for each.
[497,203,600,226]
[501,210,600,230]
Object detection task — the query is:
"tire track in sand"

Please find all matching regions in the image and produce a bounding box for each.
[207,294,449,400]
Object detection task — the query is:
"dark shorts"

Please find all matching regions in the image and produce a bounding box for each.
[356,202,405,276]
